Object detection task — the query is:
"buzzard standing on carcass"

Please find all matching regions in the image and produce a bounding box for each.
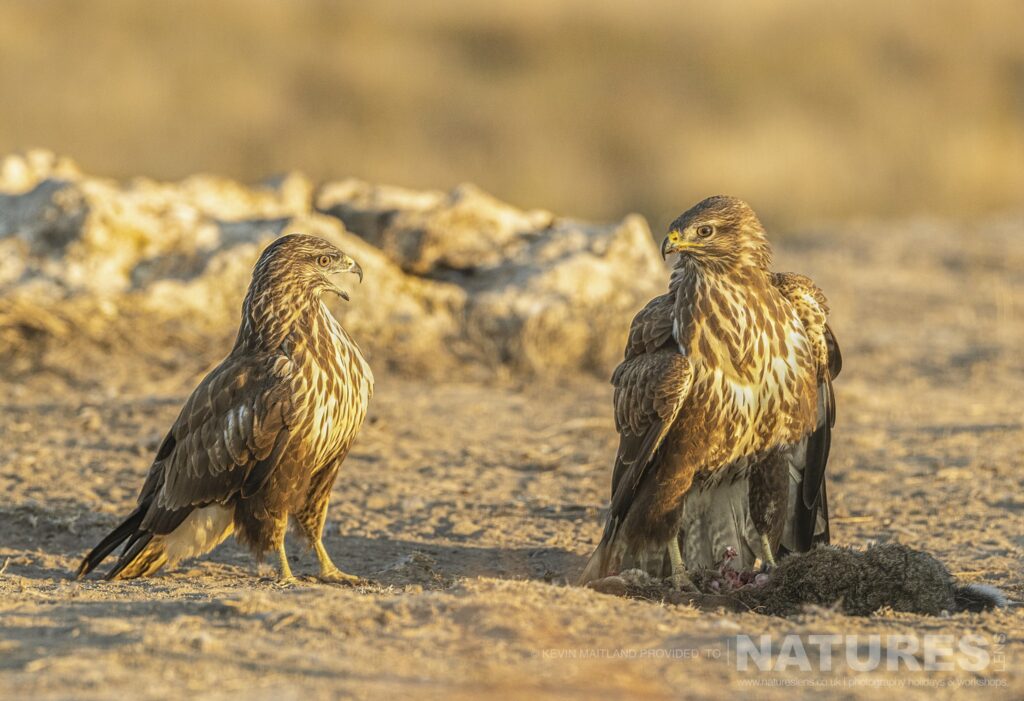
[77,234,373,583]
[579,196,841,589]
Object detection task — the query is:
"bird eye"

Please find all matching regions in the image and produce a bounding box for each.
[317,255,332,268]
[697,225,714,238]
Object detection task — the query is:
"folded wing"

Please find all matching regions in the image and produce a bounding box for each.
[78,352,297,578]
[772,272,842,554]
[579,348,692,583]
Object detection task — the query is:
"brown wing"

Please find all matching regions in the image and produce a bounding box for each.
[623,293,675,360]
[772,272,841,552]
[138,351,298,534]
[578,348,691,583]
[77,350,299,579]
[608,348,692,507]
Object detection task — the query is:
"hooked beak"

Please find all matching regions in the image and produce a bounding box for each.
[329,258,363,301]
[660,231,699,260]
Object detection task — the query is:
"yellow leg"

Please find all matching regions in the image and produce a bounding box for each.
[314,540,360,585]
[668,537,696,591]
[277,538,297,585]
[760,534,777,568]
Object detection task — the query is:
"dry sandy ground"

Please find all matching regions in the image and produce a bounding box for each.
[2,220,1023,700]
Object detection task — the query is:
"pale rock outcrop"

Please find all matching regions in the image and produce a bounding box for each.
[0,152,667,385]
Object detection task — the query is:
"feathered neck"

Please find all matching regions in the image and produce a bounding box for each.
[669,254,770,296]
[236,273,327,352]
[668,255,772,360]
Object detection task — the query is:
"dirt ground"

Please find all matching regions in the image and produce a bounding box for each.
[2,220,1023,700]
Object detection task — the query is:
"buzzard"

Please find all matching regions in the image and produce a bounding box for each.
[579,196,841,589]
[77,234,373,583]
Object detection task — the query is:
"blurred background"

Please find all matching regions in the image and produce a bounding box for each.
[2,0,1022,230]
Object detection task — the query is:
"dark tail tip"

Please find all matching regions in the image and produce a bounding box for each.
[104,532,155,580]
[954,584,1008,612]
[74,508,145,580]
[74,559,91,579]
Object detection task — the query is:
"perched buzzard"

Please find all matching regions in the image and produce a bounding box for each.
[77,234,373,583]
[579,196,841,589]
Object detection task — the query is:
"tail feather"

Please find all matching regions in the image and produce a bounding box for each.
[814,477,830,546]
[106,532,166,580]
[578,542,610,586]
[76,508,145,578]
[578,518,625,585]
[781,382,832,555]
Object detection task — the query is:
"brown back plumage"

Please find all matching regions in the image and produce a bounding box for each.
[78,234,373,579]
[581,197,841,585]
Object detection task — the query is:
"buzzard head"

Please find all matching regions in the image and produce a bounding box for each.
[240,234,364,349]
[661,196,772,272]
[251,233,363,302]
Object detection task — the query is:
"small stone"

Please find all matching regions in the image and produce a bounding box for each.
[190,632,216,652]
[449,520,481,537]
[365,494,389,510]
[400,496,426,513]
[78,408,102,432]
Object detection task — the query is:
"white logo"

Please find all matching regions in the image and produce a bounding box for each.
[734,634,1003,673]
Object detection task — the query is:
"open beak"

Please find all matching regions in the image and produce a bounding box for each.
[329,258,363,301]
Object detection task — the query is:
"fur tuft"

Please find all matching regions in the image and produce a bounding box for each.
[954,584,1008,612]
